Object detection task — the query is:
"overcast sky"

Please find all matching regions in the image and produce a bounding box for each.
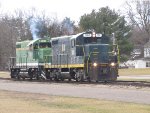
[0,0,127,21]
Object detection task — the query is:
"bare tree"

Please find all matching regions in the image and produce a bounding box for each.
[126,0,150,42]
[0,7,80,70]
[0,16,17,70]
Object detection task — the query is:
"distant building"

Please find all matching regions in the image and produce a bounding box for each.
[143,41,150,68]
[124,42,150,68]
[144,41,150,58]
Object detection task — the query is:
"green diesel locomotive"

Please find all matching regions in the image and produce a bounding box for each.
[10,38,51,79]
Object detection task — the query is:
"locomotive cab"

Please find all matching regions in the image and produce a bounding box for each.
[10,38,52,80]
[32,39,51,63]
[81,31,119,81]
[84,44,118,81]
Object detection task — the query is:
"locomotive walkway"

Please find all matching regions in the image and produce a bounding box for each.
[0,79,150,105]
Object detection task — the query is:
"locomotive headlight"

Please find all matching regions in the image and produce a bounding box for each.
[110,62,116,67]
[93,62,97,67]
[92,32,96,37]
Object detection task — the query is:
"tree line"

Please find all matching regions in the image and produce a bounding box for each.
[0,9,78,70]
[0,0,149,70]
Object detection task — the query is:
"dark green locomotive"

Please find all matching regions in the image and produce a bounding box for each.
[44,31,119,81]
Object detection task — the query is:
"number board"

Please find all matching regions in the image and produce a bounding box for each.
[83,33,102,37]
[83,34,92,37]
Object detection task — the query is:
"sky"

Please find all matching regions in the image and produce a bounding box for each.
[0,0,127,22]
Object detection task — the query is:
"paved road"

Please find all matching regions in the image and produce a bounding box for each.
[0,80,150,105]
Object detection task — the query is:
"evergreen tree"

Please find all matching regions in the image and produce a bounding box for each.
[79,6,133,62]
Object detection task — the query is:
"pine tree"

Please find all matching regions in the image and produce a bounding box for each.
[79,7,133,61]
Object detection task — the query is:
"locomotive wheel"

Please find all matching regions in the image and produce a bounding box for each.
[29,74,33,80]
[54,71,60,81]
[10,73,15,78]
[54,76,59,81]
[16,71,20,80]
[75,75,82,82]
[10,72,16,79]
[22,77,25,80]
[36,75,39,80]
[30,77,33,80]
[49,77,52,81]
[68,78,71,82]
[35,71,39,80]
[17,75,20,80]
[75,70,84,82]
[87,77,91,83]
[61,77,64,81]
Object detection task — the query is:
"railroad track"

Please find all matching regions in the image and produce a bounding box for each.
[0,77,150,88]
[105,80,150,88]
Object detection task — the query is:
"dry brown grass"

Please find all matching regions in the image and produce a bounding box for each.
[0,90,150,113]
[0,71,10,78]
[119,68,150,76]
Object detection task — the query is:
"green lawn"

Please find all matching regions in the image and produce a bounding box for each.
[0,90,150,113]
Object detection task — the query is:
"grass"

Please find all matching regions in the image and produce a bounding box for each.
[119,68,150,76]
[0,71,10,78]
[118,68,150,81]
[0,90,150,113]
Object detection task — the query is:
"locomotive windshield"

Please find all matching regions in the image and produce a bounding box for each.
[76,33,110,45]
[84,37,97,43]
[84,36,110,44]
[34,42,51,49]
[39,42,51,48]
[84,44,110,63]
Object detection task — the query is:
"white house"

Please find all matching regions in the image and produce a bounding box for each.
[125,41,150,68]
[143,41,150,68]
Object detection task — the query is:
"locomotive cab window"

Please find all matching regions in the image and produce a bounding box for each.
[34,44,38,49]
[84,37,97,44]
[52,40,58,45]
[39,42,51,48]
[16,44,21,48]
